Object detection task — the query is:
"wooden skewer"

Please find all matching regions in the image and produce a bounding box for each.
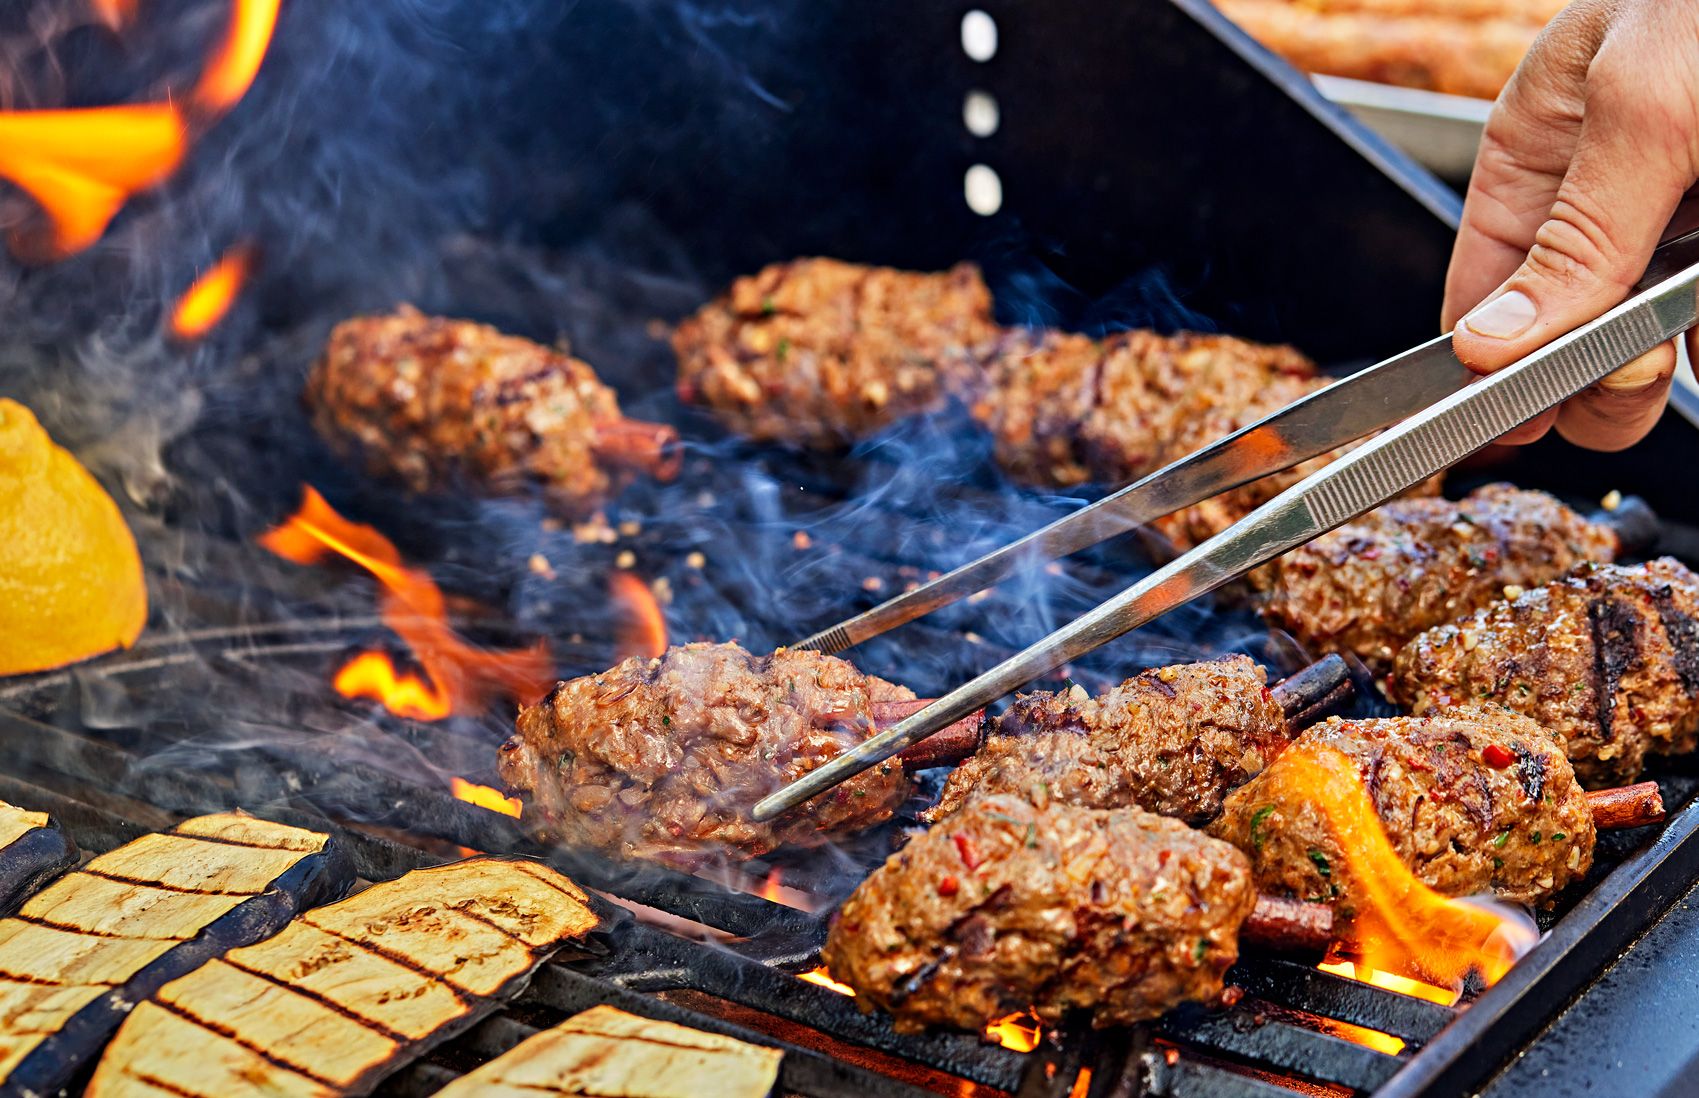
[591,417,683,481]
[1243,895,1334,955]
[1587,781,1665,830]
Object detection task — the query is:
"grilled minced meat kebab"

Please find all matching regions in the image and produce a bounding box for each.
[1393,558,1699,787]
[87,858,598,1098]
[307,306,680,518]
[672,258,999,447]
[1210,709,1595,924]
[0,813,352,1097]
[501,642,936,866]
[927,656,1302,827]
[824,793,1256,1033]
[1262,485,1623,675]
[0,798,76,917]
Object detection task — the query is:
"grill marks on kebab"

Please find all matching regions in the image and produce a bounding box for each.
[0,800,76,917]
[0,813,352,1097]
[671,257,999,448]
[1261,485,1628,675]
[86,858,598,1098]
[499,642,981,867]
[1393,558,1699,787]
[927,655,1350,827]
[822,794,1261,1033]
[1209,710,1597,923]
[306,305,680,519]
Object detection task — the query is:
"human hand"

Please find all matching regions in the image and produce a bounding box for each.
[1443,0,1699,451]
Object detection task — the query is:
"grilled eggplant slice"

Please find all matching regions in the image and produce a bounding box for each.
[0,800,77,917]
[0,812,351,1098]
[435,1005,783,1098]
[86,857,599,1098]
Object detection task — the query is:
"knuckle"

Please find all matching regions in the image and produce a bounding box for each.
[1524,196,1635,293]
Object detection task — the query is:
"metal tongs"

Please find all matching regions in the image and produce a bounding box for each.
[751,227,1699,823]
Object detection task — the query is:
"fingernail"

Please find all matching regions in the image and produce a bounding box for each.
[1462,291,1537,340]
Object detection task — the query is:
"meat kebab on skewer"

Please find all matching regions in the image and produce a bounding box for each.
[822,793,1331,1034]
[1210,708,1664,926]
[927,654,1353,826]
[307,305,681,519]
[1392,558,1699,787]
[498,642,984,867]
[1260,484,1650,675]
[672,257,999,447]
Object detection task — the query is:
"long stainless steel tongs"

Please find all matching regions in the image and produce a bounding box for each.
[751,227,1699,823]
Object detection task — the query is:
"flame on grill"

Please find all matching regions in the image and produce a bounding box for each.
[190,0,282,114]
[334,651,450,721]
[259,486,554,720]
[984,1012,1042,1053]
[450,776,522,818]
[794,966,1042,1053]
[90,0,135,30]
[1283,745,1538,991]
[798,966,855,996]
[0,0,278,259]
[609,571,667,661]
[169,241,254,339]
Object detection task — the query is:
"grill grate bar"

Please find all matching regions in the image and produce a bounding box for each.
[1227,956,1457,1044]
[1157,1001,1404,1090]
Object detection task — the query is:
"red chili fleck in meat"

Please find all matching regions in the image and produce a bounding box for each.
[937,875,960,897]
[952,832,982,870]
[1158,849,1172,867]
[1482,744,1516,769]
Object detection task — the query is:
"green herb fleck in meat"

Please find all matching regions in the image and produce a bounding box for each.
[1250,805,1275,851]
[1307,849,1331,878]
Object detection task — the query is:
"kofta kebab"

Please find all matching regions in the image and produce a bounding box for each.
[299,257,1686,1039]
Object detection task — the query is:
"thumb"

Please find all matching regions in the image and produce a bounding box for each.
[1451,85,1686,377]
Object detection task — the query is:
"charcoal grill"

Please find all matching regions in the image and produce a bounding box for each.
[7,0,1699,1095]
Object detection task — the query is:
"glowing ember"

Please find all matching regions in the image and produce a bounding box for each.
[260,486,555,720]
[0,105,185,258]
[1313,1013,1406,1056]
[1067,1068,1093,1098]
[190,0,283,114]
[334,651,450,721]
[1318,959,1460,1007]
[984,1012,1042,1053]
[798,966,855,996]
[450,777,522,819]
[169,241,254,339]
[1284,745,1539,989]
[0,0,279,259]
[609,571,667,661]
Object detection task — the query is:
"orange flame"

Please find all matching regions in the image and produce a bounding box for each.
[1284,746,1538,990]
[191,0,282,114]
[798,966,856,996]
[334,651,450,721]
[795,966,1041,1052]
[169,241,253,339]
[450,776,522,818]
[0,105,186,258]
[609,572,667,661]
[90,0,136,30]
[260,486,554,720]
[0,0,279,259]
[984,1012,1042,1053]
